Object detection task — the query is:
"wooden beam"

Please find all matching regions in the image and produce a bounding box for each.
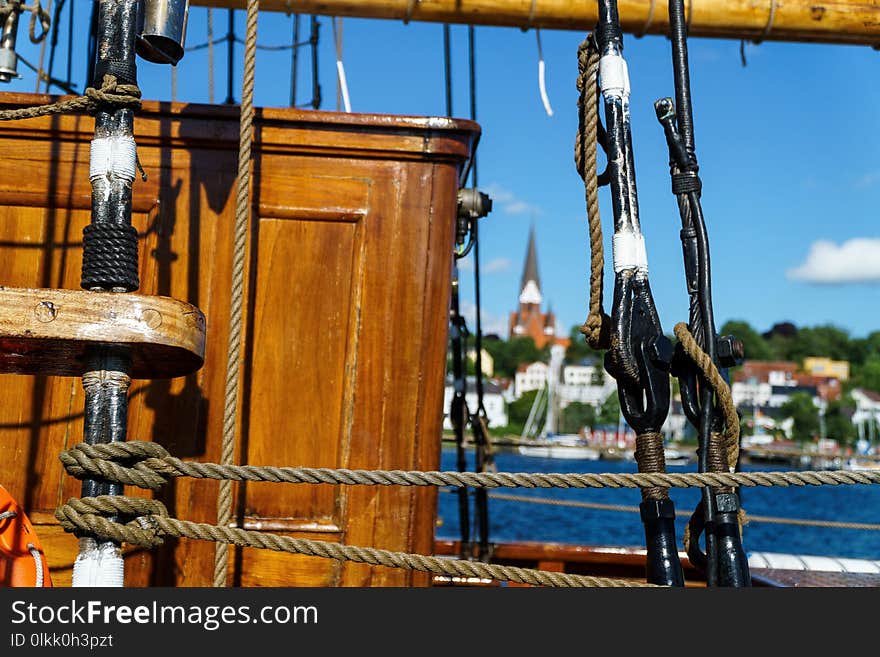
[190,1,880,46]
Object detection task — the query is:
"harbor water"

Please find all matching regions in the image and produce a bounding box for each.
[437,447,880,561]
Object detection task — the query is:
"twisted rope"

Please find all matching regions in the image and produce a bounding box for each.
[58,441,880,492]
[574,36,610,350]
[215,0,260,589]
[673,322,740,470]
[0,74,140,121]
[55,496,654,588]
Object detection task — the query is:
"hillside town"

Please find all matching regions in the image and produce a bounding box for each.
[445,229,880,465]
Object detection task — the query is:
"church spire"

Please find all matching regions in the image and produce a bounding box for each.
[519,225,542,305]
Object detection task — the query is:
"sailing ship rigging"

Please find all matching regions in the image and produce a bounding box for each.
[0,0,877,589]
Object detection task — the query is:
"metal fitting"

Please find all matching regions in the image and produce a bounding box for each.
[646,335,674,371]
[457,188,493,221]
[136,0,190,65]
[716,335,745,368]
[0,3,20,84]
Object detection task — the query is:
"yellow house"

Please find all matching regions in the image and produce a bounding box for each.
[803,357,850,381]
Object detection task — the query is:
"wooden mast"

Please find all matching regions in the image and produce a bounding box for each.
[191,0,880,46]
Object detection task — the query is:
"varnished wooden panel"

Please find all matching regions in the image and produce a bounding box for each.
[0,95,476,587]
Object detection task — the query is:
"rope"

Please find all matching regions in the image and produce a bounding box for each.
[0,74,140,122]
[207,8,215,103]
[673,322,740,471]
[58,441,880,492]
[214,0,259,589]
[55,496,655,588]
[479,492,880,531]
[574,36,610,350]
[634,431,668,501]
[0,510,17,521]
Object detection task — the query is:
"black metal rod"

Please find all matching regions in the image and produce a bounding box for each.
[449,266,471,555]
[79,1,140,561]
[225,9,235,104]
[664,0,750,587]
[443,24,452,117]
[290,14,299,107]
[309,16,320,109]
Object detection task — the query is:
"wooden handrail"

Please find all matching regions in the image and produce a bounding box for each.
[191,0,880,46]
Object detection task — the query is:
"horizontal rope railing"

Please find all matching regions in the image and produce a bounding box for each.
[471,491,880,531]
[59,441,880,492]
[53,496,655,588]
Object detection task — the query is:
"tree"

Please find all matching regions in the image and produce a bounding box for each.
[560,402,597,434]
[484,336,541,379]
[506,389,540,436]
[719,320,773,361]
[852,356,880,393]
[824,394,857,447]
[598,392,621,427]
[565,324,597,364]
[779,392,819,443]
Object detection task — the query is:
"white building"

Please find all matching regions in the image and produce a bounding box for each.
[514,361,549,398]
[443,376,508,429]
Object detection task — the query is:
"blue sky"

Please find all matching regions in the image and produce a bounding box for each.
[7,6,880,339]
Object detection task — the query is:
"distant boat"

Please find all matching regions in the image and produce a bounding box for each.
[517,434,601,460]
[664,447,694,466]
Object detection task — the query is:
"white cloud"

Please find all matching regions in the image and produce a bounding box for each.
[855,171,880,189]
[787,238,880,284]
[483,183,543,217]
[460,301,509,337]
[483,257,511,274]
[456,256,510,274]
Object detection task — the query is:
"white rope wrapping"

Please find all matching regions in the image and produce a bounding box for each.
[72,537,124,587]
[612,231,648,275]
[599,54,630,99]
[89,136,138,184]
[28,544,44,588]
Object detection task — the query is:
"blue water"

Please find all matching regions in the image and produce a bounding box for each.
[437,447,880,561]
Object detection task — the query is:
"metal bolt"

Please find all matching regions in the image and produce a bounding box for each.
[34,301,56,323]
[716,335,745,368]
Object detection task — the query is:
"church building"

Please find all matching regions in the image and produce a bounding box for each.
[507,227,568,349]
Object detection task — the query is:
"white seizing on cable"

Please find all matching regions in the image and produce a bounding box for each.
[72,537,124,587]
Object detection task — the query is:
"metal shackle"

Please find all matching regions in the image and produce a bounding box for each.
[136,0,189,65]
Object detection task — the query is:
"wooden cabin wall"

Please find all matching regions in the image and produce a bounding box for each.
[0,96,477,587]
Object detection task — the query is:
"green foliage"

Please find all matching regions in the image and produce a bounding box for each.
[483,337,542,379]
[824,393,857,447]
[720,320,773,361]
[852,356,880,393]
[506,389,540,436]
[598,392,621,427]
[779,392,819,443]
[559,402,597,434]
[565,325,597,363]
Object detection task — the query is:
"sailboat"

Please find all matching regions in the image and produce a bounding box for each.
[517,344,600,460]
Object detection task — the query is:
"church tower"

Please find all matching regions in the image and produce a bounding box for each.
[508,227,566,349]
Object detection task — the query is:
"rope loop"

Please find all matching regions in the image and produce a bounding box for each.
[27,0,51,44]
[55,496,168,548]
[84,74,143,111]
[59,441,172,491]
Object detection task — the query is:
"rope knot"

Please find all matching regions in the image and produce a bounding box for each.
[579,312,612,350]
[84,75,142,111]
[55,496,168,548]
[59,441,171,491]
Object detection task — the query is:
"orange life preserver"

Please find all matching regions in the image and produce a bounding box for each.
[0,484,52,587]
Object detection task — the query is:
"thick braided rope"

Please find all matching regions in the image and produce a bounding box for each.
[215,0,260,588]
[480,491,880,531]
[574,36,610,350]
[0,74,141,121]
[673,322,740,470]
[55,496,654,588]
[58,442,880,491]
